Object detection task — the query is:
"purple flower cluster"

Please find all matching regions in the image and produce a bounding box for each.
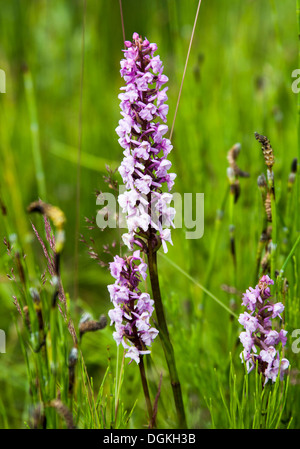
[239,275,289,384]
[107,250,159,364]
[116,32,176,253]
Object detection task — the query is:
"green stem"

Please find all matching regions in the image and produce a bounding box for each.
[74,0,87,301]
[228,185,237,349]
[139,356,154,426]
[279,234,300,276]
[254,231,267,283]
[228,186,237,288]
[23,67,46,201]
[147,245,187,429]
[160,252,238,319]
[0,104,36,277]
[114,349,125,424]
[269,171,277,281]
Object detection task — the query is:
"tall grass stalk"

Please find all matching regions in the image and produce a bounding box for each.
[227,186,237,349]
[279,233,300,277]
[74,0,87,301]
[119,0,126,43]
[169,0,202,141]
[0,105,35,277]
[228,184,237,288]
[255,174,268,282]
[23,67,46,201]
[160,253,238,319]
[269,174,277,282]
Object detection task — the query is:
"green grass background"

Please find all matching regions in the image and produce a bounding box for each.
[0,0,299,429]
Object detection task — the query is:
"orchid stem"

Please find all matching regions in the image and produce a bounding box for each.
[139,356,154,427]
[147,244,187,429]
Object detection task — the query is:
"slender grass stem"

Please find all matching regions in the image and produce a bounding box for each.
[23,67,47,201]
[74,0,86,301]
[119,0,126,43]
[228,185,237,288]
[147,245,187,428]
[0,106,35,277]
[266,168,277,281]
[279,233,300,276]
[49,303,58,399]
[169,0,202,141]
[79,348,100,428]
[227,187,237,349]
[114,349,125,424]
[160,253,238,319]
[270,188,277,281]
[254,194,268,283]
[114,344,120,415]
[269,0,282,50]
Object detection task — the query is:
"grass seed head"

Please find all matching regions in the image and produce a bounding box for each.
[254,132,275,169]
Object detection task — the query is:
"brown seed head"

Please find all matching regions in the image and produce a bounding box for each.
[79,314,107,339]
[254,132,275,169]
[264,191,272,222]
[227,143,250,178]
[49,399,75,429]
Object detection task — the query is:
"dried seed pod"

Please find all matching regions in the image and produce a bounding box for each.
[261,251,270,274]
[291,157,298,173]
[259,229,268,243]
[79,314,107,339]
[233,180,240,204]
[49,399,75,429]
[257,174,267,208]
[79,312,93,324]
[227,166,241,203]
[15,251,26,286]
[227,143,249,178]
[288,172,296,187]
[23,305,31,330]
[264,191,272,222]
[227,166,235,184]
[266,225,272,240]
[257,173,267,189]
[288,158,298,190]
[29,288,44,331]
[227,142,241,164]
[27,200,66,229]
[29,404,46,429]
[254,132,275,169]
[0,197,7,216]
[68,347,78,395]
[69,347,78,367]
